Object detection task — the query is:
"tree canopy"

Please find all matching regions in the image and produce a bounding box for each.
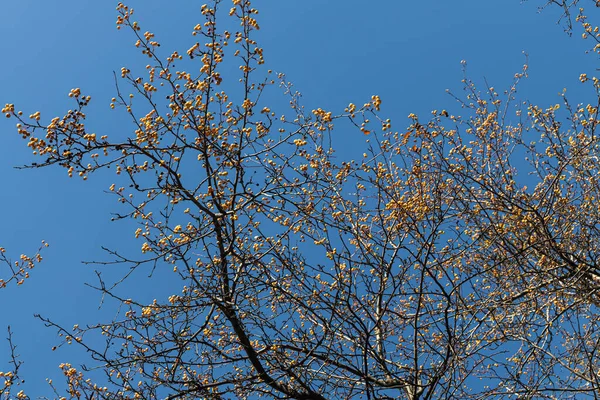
[3,0,600,399]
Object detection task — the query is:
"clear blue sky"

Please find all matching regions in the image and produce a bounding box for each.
[0,0,596,396]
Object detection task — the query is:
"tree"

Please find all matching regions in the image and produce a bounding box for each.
[3,0,600,398]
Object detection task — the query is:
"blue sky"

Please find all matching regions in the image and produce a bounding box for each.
[0,0,597,396]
